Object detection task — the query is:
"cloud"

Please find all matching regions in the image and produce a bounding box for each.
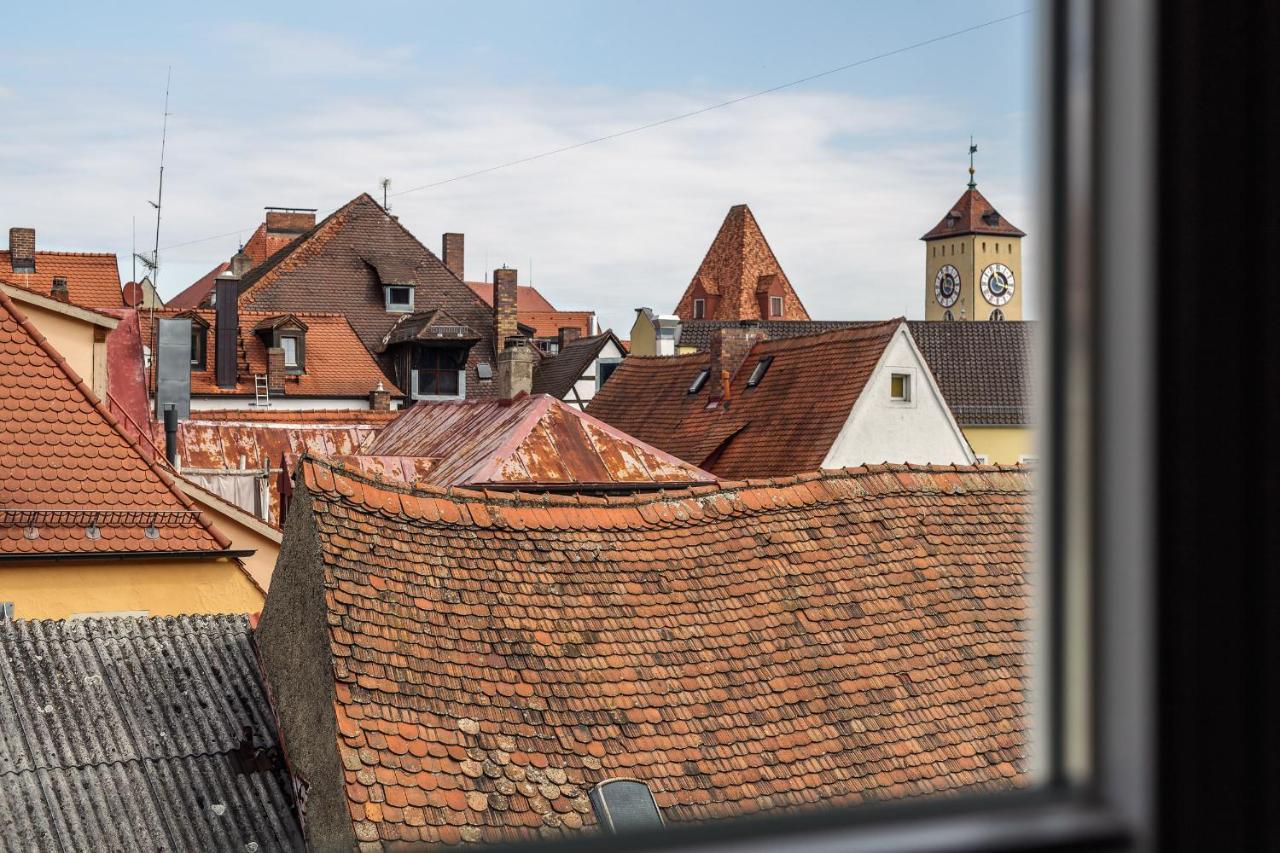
[0,70,1035,331]
[216,23,414,78]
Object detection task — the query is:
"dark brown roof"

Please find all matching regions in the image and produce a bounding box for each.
[355,393,714,489]
[677,320,1035,427]
[587,321,901,479]
[234,194,502,397]
[531,330,622,398]
[672,205,810,322]
[378,309,479,351]
[257,458,1029,847]
[921,187,1026,240]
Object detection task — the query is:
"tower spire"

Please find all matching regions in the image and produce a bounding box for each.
[968,137,978,189]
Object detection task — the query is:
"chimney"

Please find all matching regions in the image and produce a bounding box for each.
[163,405,179,467]
[558,326,581,349]
[493,267,518,353]
[442,233,464,280]
[8,228,35,272]
[214,271,240,389]
[50,277,70,303]
[264,209,316,234]
[497,336,535,401]
[708,322,765,400]
[369,381,391,411]
[654,314,681,357]
[267,347,286,394]
[230,248,253,278]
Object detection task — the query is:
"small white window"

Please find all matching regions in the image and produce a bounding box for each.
[769,295,783,317]
[693,298,705,319]
[975,454,990,465]
[385,285,414,312]
[890,372,912,401]
[281,336,299,368]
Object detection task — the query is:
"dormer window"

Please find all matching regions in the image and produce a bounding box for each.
[769,295,783,317]
[385,285,414,312]
[693,298,705,319]
[280,334,302,371]
[190,326,207,368]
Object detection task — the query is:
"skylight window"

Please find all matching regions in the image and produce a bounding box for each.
[688,368,709,394]
[746,355,774,388]
[588,779,664,835]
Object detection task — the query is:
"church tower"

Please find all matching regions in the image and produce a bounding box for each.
[921,143,1026,321]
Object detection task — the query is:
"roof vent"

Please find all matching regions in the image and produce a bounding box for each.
[588,778,664,835]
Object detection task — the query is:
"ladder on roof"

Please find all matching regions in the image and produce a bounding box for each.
[254,374,270,407]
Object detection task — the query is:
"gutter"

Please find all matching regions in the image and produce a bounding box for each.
[0,549,257,564]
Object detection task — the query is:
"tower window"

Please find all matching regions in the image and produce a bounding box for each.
[944,309,954,321]
[990,308,1005,322]
[983,241,988,251]
[1008,243,1013,253]
[995,243,1000,253]
[961,243,965,253]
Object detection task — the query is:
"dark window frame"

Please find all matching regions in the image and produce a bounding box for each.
[277,332,304,373]
[693,298,705,319]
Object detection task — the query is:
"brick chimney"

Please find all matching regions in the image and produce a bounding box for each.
[369,381,391,411]
[497,336,535,401]
[8,228,35,272]
[214,271,240,389]
[50,277,70,303]
[708,322,765,401]
[267,347,286,394]
[264,209,316,234]
[493,267,518,353]
[230,248,253,278]
[442,233,464,280]
[558,326,581,349]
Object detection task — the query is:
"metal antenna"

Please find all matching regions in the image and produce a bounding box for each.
[380,178,392,211]
[152,68,172,294]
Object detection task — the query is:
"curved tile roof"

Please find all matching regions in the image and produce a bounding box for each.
[262,458,1029,846]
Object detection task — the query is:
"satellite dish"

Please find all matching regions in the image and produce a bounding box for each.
[122,280,144,308]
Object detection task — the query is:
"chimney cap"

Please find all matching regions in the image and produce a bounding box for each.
[504,335,531,350]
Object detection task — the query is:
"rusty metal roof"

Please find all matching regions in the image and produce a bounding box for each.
[359,393,715,490]
[176,413,392,472]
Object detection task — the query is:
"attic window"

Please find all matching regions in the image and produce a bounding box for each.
[588,779,664,835]
[891,372,912,401]
[693,298,705,319]
[688,368,710,394]
[746,355,774,388]
[385,285,414,312]
[769,295,783,317]
[280,334,303,371]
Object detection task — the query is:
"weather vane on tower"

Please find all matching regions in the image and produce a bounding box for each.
[968,136,978,189]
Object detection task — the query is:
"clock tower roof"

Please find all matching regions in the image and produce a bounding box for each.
[921,187,1026,241]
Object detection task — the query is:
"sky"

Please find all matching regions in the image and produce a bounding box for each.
[0,1,1039,333]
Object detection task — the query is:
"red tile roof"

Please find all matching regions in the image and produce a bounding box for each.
[466,282,557,311]
[0,251,124,309]
[920,187,1026,240]
[260,459,1029,847]
[166,261,229,310]
[141,309,401,399]
[673,205,809,322]
[0,290,229,556]
[357,393,714,490]
[587,321,902,479]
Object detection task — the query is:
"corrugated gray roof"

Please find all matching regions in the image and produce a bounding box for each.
[0,615,303,852]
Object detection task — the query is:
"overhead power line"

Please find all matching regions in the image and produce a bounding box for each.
[155,9,1029,255]
[389,9,1030,198]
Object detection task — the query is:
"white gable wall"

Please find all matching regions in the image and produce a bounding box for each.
[564,340,627,410]
[821,325,975,467]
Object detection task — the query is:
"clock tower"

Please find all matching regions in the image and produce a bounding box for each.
[921,144,1026,321]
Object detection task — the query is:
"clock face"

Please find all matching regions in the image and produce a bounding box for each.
[934,265,961,307]
[980,263,1016,306]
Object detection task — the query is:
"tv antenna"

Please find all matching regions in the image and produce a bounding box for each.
[135,68,172,297]
[381,178,392,212]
